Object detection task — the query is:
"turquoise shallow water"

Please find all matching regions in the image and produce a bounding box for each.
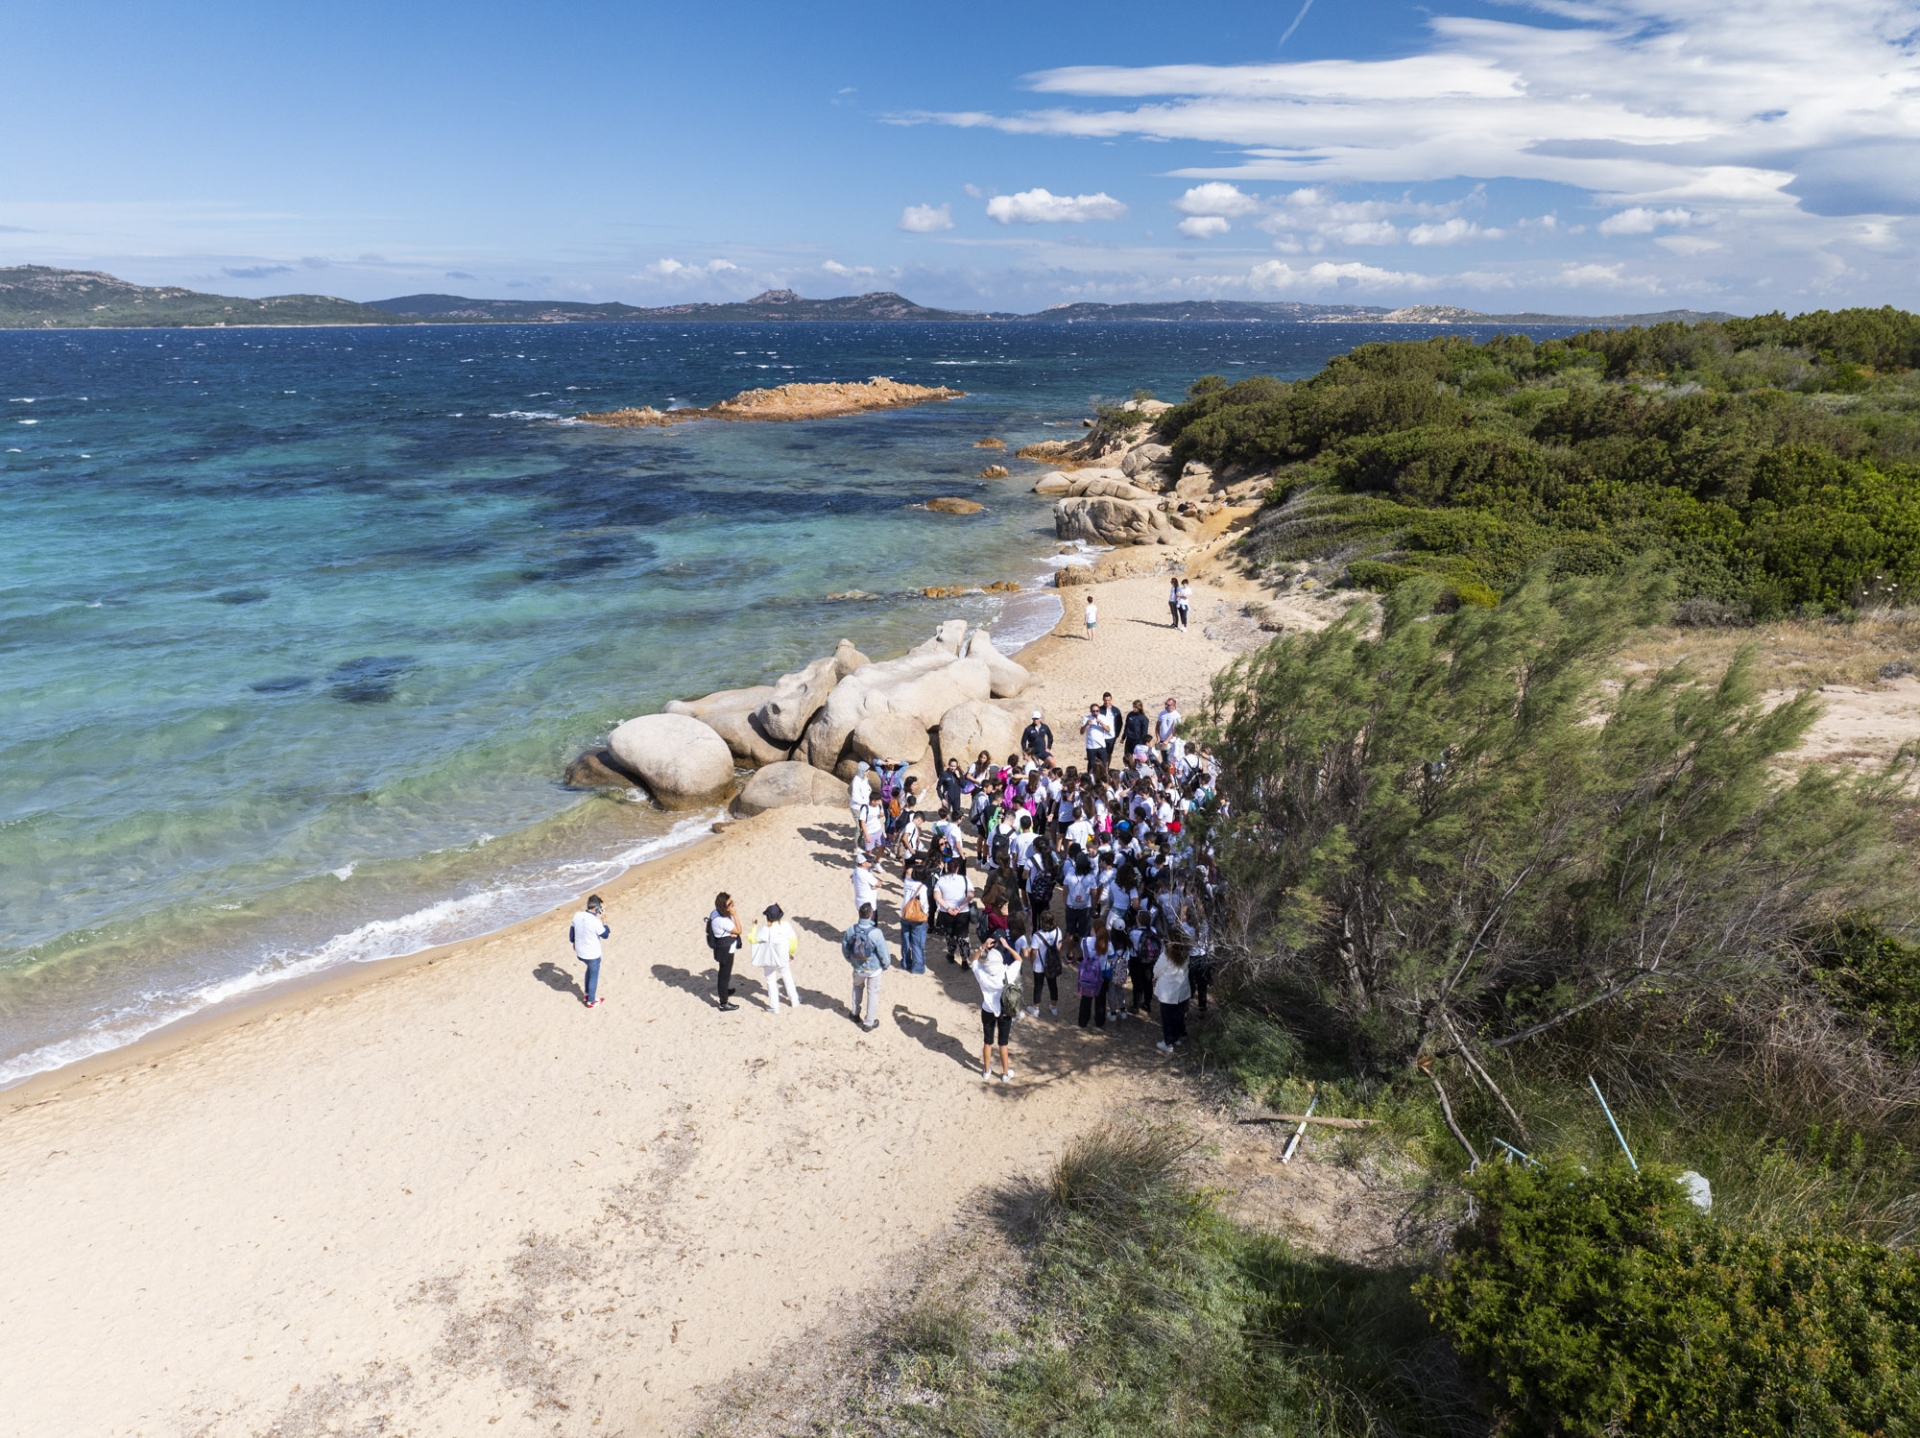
[0,318,1575,1083]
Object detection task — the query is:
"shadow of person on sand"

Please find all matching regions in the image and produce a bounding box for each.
[533,961,582,999]
[893,1004,981,1073]
[795,916,846,947]
[650,962,723,1005]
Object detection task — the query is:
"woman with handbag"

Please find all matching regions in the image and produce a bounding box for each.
[898,860,931,974]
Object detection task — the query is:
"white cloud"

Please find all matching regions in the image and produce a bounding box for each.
[1597,207,1698,236]
[822,260,878,277]
[1174,182,1262,217]
[1248,259,1432,292]
[898,203,954,233]
[1177,215,1232,239]
[1408,217,1505,246]
[645,258,738,276]
[1655,234,1724,255]
[921,2,1920,228]
[985,188,1128,224]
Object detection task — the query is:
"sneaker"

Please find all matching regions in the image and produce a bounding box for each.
[1002,1070,1016,1084]
[1026,1005,1040,1018]
[1049,1005,1058,1018]
[1155,1041,1172,1054]
[863,1019,880,1030]
[717,1002,738,1012]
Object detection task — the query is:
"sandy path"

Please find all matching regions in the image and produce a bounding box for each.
[0,566,1278,1438]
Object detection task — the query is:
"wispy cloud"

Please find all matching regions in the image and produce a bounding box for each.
[221,264,294,279]
[985,188,1127,223]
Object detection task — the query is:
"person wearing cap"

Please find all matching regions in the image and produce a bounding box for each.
[852,850,879,914]
[568,894,611,1008]
[1021,710,1053,766]
[748,903,801,1014]
[848,761,873,820]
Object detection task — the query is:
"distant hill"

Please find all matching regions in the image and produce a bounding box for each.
[0,265,409,328]
[0,264,1737,331]
[366,288,1001,323]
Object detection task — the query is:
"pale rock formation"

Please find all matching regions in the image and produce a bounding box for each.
[1067,476,1159,501]
[936,700,1026,770]
[1032,471,1073,496]
[1121,443,1172,480]
[562,748,635,789]
[607,712,737,808]
[963,628,1029,699]
[755,640,868,744]
[849,711,933,765]
[698,706,791,768]
[663,684,775,721]
[806,651,991,774]
[730,760,852,817]
[1054,495,1180,547]
[1174,461,1215,499]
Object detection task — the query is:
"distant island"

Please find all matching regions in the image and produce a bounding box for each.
[0,264,1733,330]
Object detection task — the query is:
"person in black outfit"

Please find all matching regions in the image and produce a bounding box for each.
[1021,711,1054,766]
[707,891,743,1010]
[1097,692,1123,767]
[936,758,966,819]
[1121,699,1151,764]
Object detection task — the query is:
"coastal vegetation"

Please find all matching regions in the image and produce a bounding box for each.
[848,568,1920,1437]
[1156,308,1920,618]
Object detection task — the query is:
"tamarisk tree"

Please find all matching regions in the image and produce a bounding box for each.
[1200,573,1900,1138]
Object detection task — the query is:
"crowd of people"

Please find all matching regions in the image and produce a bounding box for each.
[672,686,1224,1085]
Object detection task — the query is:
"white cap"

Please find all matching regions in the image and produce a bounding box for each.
[1031,709,1042,718]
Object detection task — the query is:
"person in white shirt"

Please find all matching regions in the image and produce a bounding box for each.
[852,851,880,914]
[1083,593,1098,641]
[1080,703,1112,772]
[1176,578,1193,633]
[1153,945,1193,1052]
[933,859,975,964]
[1029,913,1065,1017]
[748,903,801,1014]
[1062,854,1098,939]
[1156,698,1182,751]
[1168,576,1183,629]
[568,894,610,1008]
[848,763,873,826]
[972,931,1020,1082]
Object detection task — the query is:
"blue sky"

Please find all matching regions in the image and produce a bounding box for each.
[5,0,1918,314]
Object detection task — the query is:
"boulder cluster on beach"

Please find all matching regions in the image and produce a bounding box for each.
[566,621,1032,815]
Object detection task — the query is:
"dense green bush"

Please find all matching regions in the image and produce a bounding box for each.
[1158,311,1920,615]
[1420,1159,1920,1437]
[1811,918,1920,1060]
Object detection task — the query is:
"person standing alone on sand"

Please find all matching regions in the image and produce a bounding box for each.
[749,903,801,1014]
[1168,575,1182,629]
[707,892,742,1011]
[569,895,610,1008]
[1083,592,1098,641]
[1176,578,1193,633]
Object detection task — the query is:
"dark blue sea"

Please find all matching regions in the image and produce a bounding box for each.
[0,318,1576,1083]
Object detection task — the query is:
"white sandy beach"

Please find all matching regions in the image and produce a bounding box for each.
[0,554,1334,1438]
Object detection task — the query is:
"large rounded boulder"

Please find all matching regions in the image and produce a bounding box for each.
[607,713,737,809]
[963,628,1029,699]
[755,640,868,744]
[730,761,852,818]
[937,700,1026,769]
[849,711,932,766]
[1054,495,1177,547]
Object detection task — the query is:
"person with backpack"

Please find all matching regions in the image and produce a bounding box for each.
[841,902,891,1030]
[898,860,931,974]
[1062,853,1097,940]
[1027,910,1064,1018]
[1076,928,1113,1032]
[569,894,610,1009]
[748,903,801,1015]
[1023,833,1058,930]
[706,891,742,1011]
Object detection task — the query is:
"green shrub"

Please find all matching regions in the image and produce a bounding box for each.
[1161,312,1920,616]
[1810,918,1920,1060]
[1419,1159,1920,1438]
